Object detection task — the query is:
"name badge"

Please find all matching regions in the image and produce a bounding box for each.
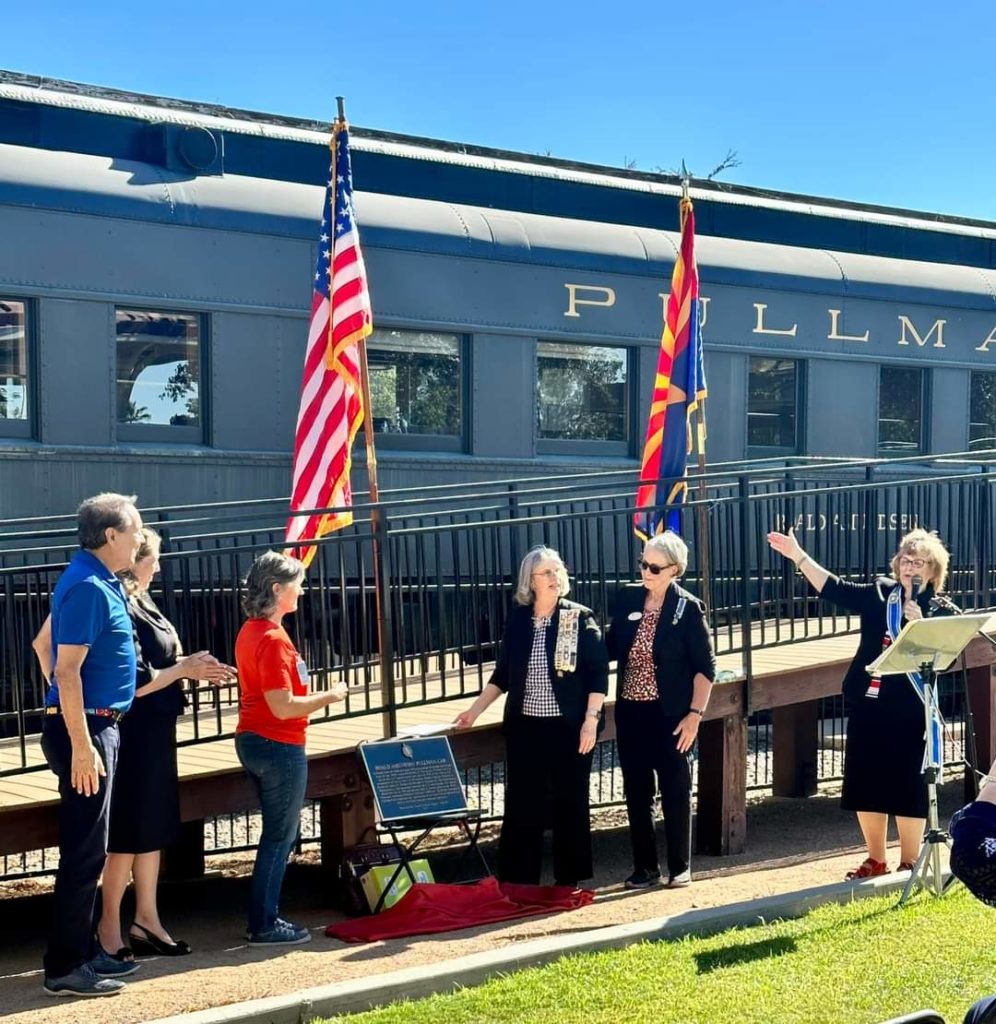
[628,611,643,621]
[296,659,310,686]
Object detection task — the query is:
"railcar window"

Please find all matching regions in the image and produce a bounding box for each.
[366,329,461,438]
[747,357,799,451]
[115,310,201,438]
[969,372,996,452]
[0,300,28,429]
[536,343,628,443]
[878,366,924,455]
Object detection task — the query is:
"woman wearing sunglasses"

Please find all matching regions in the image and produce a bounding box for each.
[454,545,608,888]
[606,531,715,890]
[767,526,956,879]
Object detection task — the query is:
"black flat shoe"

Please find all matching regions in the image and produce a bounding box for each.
[128,922,191,957]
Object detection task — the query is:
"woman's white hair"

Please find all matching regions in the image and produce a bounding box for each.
[644,530,688,575]
[513,545,570,606]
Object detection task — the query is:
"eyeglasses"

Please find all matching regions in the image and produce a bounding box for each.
[638,559,673,576]
[532,569,562,580]
[898,556,930,569]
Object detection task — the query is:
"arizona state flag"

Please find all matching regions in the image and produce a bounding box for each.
[633,197,707,539]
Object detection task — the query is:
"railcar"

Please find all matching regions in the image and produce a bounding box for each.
[2,70,996,522]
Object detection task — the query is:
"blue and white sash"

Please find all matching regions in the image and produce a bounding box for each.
[886,586,944,779]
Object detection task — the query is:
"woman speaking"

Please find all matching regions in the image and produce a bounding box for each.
[767,526,956,879]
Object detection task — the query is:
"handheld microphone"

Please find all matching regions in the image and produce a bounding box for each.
[911,575,923,603]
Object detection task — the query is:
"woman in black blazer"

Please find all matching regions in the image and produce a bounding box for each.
[455,545,608,886]
[607,531,715,890]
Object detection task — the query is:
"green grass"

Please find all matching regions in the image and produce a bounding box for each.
[319,889,996,1024]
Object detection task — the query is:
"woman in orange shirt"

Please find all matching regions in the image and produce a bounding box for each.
[235,551,346,945]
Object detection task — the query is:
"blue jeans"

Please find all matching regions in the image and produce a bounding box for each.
[235,732,308,935]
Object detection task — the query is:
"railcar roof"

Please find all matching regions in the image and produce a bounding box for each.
[3,139,995,310]
[3,67,996,242]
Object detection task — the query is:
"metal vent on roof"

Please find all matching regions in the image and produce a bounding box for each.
[145,123,224,176]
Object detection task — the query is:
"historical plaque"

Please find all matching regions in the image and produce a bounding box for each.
[359,736,467,822]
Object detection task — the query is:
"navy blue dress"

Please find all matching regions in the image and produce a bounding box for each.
[108,594,185,854]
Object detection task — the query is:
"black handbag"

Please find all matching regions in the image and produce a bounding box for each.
[337,828,404,916]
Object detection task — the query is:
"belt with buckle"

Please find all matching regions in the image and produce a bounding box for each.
[45,706,125,723]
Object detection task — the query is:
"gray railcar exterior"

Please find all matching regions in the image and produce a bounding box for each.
[2,80,996,518]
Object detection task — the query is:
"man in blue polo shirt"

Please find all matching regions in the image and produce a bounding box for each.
[40,492,144,998]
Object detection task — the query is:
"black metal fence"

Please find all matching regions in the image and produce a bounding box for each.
[3,452,996,771]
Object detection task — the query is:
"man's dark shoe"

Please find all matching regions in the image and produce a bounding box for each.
[624,868,663,889]
[43,963,126,997]
[89,947,140,977]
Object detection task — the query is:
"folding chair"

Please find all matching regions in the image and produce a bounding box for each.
[357,734,491,913]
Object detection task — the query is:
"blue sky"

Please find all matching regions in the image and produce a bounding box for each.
[5,1,995,219]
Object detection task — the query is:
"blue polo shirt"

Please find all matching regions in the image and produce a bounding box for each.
[44,549,137,713]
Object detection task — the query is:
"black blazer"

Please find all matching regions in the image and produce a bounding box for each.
[820,575,956,715]
[606,583,716,716]
[489,598,609,730]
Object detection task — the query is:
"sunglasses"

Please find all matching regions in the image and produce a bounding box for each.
[638,559,673,576]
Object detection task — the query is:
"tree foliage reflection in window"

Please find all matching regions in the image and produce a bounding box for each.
[0,300,28,422]
[747,357,797,449]
[116,310,200,428]
[366,329,461,436]
[537,343,628,441]
[970,372,996,451]
[878,366,923,454]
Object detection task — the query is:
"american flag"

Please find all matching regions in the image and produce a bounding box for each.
[633,197,707,539]
[286,123,371,566]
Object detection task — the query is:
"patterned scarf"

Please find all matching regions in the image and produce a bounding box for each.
[553,608,581,675]
[885,585,945,781]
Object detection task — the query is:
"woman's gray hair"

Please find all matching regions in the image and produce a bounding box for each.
[513,545,570,606]
[77,492,139,551]
[242,551,305,619]
[644,530,689,575]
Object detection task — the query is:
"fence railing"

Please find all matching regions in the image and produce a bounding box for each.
[2,456,996,772]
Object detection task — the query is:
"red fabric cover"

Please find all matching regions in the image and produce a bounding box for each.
[325,877,593,943]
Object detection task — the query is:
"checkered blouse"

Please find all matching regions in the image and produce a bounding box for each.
[521,616,561,717]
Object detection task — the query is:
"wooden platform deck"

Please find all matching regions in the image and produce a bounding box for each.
[3,621,995,865]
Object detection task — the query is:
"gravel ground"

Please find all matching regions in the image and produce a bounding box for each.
[0,780,971,1024]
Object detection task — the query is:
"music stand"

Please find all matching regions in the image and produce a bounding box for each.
[866,613,991,906]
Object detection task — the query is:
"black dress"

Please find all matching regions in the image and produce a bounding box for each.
[108,593,185,854]
[821,575,951,819]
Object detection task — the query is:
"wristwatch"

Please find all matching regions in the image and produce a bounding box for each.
[689,707,704,717]
[585,708,602,720]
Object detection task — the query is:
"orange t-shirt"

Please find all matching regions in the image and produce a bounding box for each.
[235,619,309,746]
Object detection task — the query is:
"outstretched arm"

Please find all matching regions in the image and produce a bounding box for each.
[767,528,830,594]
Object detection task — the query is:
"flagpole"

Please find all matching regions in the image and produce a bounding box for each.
[683,177,712,614]
[335,97,395,738]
